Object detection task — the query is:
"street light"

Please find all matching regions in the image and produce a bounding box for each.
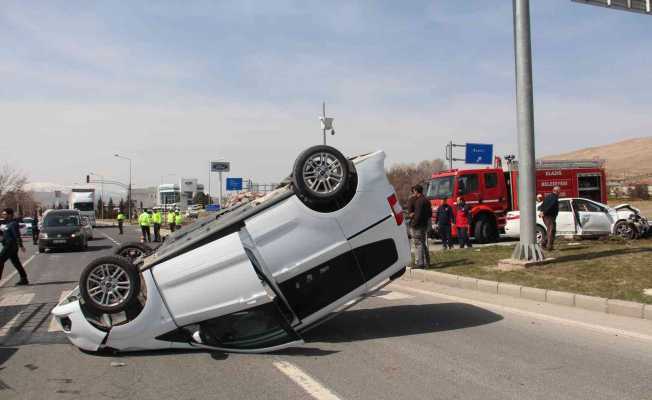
[114,154,132,221]
[571,0,651,15]
[90,172,105,220]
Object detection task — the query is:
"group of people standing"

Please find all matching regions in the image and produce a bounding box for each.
[406,185,473,269]
[116,208,184,243]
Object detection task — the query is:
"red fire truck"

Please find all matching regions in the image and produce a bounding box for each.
[426,159,607,243]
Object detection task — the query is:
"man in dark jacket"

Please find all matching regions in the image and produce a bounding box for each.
[0,208,29,285]
[538,186,560,250]
[407,184,432,268]
[435,198,454,250]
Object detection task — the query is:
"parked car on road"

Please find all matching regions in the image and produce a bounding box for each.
[38,209,88,252]
[18,217,35,236]
[504,197,650,244]
[52,146,410,354]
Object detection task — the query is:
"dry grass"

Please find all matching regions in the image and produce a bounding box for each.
[424,238,652,304]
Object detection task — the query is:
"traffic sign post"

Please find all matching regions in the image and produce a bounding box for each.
[209,161,231,208]
[465,143,494,165]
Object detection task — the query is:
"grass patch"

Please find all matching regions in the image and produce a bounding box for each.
[424,238,652,304]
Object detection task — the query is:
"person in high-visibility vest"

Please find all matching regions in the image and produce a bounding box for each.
[151,209,162,242]
[138,209,152,242]
[116,210,126,235]
[174,210,184,230]
[167,210,176,233]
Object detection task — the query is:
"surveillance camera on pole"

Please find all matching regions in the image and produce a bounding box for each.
[320,102,335,145]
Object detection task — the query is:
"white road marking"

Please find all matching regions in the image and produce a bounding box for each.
[0,293,35,336]
[393,284,652,343]
[375,291,414,301]
[273,361,342,400]
[100,231,121,246]
[0,254,36,287]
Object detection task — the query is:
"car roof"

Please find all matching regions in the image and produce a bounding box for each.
[44,209,80,216]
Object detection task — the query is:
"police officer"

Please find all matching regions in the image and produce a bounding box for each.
[152,209,162,242]
[167,209,176,232]
[174,209,183,231]
[0,208,29,285]
[138,209,151,242]
[116,210,125,235]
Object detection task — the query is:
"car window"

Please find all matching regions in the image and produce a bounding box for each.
[197,302,299,350]
[574,199,603,213]
[44,215,80,227]
[484,173,498,189]
[558,200,571,212]
[426,176,454,199]
[458,174,479,194]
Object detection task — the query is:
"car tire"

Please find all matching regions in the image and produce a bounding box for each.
[114,242,152,263]
[38,246,46,253]
[535,225,546,246]
[474,216,497,244]
[613,220,635,240]
[79,256,141,314]
[292,145,356,209]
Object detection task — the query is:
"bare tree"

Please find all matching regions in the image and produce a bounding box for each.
[386,159,445,206]
[0,164,36,215]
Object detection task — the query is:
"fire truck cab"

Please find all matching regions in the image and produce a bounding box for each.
[426,159,607,244]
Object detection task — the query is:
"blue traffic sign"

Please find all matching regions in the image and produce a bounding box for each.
[226,177,243,191]
[206,204,220,212]
[465,143,493,165]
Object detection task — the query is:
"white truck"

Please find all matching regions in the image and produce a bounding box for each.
[69,188,96,227]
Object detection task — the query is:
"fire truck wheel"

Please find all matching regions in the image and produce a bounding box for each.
[474,216,497,244]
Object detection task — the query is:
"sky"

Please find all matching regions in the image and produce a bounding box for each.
[1,0,651,196]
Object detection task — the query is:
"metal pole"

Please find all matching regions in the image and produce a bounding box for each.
[219,171,223,207]
[449,141,453,170]
[511,0,544,262]
[128,159,132,222]
[322,101,326,145]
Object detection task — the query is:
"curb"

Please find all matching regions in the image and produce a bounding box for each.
[405,268,652,321]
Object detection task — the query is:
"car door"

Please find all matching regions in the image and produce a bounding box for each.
[573,199,612,235]
[555,200,576,234]
[243,195,366,327]
[151,231,302,352]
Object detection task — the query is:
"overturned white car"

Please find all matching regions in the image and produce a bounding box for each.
[52,146,410,353]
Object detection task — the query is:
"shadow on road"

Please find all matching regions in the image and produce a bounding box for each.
[85,245,114,252]
[303,303,503,344]
[21,280,76,287]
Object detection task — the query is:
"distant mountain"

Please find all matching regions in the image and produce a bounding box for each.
[542,137,652,180]
[23,182,70,192]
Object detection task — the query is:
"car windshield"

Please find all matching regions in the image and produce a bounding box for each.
[44,214,80,227]
[426,176,454,199]
[73,202,94,212]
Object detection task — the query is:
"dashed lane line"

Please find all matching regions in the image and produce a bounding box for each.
[0,253,36,288]
[100,231,121,246]
[393,283,652,343]
[273,360,343,400]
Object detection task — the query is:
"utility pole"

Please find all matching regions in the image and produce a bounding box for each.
[511,0,544,262]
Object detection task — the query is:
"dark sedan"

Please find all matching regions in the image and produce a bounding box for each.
[38,210,88,252]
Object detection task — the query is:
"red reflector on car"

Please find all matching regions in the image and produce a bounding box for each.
[388,194,404,225]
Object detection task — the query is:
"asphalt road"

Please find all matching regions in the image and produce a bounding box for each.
[1,227,651,400]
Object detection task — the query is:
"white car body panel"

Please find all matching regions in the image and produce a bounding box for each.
[152,232,270,327]
[245,196,351,283]
[104,271,179,351]
[51,299,107,352]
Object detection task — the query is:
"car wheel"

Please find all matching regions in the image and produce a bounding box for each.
[79,256,141,314]
[114,242,152,263]
[38,246,46,253]
[535,225,546,246]
[613,220,635,240]
[292,145,354,206]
